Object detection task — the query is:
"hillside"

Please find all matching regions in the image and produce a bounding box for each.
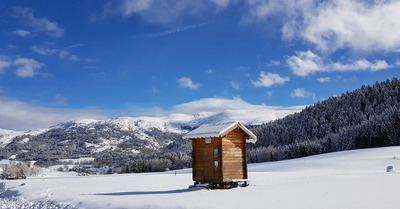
[248,78,400,163]
[0,106,301,172]
[2,146,400,209]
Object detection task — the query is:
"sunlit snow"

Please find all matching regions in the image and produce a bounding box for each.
[1,146,400,209]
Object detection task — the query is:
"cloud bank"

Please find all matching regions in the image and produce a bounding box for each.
[243,0,400,54]
[0,96,304,131]
[171,97,304,115]
[0,97,107,131]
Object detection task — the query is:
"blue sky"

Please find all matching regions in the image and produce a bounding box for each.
[1,0,400,130]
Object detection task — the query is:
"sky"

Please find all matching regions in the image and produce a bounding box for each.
[1,0,400,131]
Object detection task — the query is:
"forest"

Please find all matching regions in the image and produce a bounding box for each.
[247,78,400,163]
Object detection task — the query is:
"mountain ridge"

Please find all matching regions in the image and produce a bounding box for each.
[0,106,303,149]
[0,106,303,165]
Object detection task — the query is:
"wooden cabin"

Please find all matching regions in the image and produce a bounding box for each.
[183,121,257,187]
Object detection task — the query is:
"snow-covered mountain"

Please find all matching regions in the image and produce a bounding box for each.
[0,107,303,163]
[0,128,50,148]
[0,128,23,148]
[0,106,303,149]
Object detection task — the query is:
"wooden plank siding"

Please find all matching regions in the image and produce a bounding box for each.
[192,137,222,183]
[189,124,253,184]
[221,128,248,182]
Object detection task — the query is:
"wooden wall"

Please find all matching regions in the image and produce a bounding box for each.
[192,137,222,183]
[221,128,247,182]
[191,128,249,184]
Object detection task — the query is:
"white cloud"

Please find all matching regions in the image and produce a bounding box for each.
[172,97,304,114]
[291,88,306,98]
[303,0,400,53]
[133,97,305,125]
[177,77,201,89]
[287,50,391,76]
[0,97,107,131]
[173,97,250,113]
[107,0,235,25]
[13,7,64,37]
[267,60,281,67]
[32,45,85,62]
[230,81,240,90]
[69,55,80,62]
[0,61,11,74]
[205,69,214,74]
[0,56,11,74]
[12,29,31,37]
[370,60,390,71]
[58,50,69,59]
[252,71,290,87]
[317,77,330,83]
[331,59,390,72]
[13,57,45,78]
[243,0,400,54]
[287,50,324,77]
[210,0,231,8]
[54,93,68,106]
[291,88,316,100]
[104,0,400,54]
[32,46,58,56]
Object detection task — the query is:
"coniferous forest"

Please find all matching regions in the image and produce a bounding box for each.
[247,78,400,163]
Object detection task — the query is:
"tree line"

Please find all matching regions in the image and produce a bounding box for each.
[248,78,400,163]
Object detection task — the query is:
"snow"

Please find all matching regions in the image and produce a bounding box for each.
[2,146,400,209]
[0,106,303,148]
[0,128,48,148]
[59,158,95,164]
[0,129,23,148]
[182,121,257,142]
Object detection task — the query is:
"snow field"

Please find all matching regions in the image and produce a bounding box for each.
[1,146,400,209]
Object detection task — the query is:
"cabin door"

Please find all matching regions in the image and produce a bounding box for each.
[203,143,214,181]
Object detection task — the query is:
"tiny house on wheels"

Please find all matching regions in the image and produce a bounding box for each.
[183,121,257,188]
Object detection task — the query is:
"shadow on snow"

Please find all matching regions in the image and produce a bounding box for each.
[0,189,20,198]
[93,187,203,196]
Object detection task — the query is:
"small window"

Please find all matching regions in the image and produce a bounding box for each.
[214,147,219,155]
[205,137,211,144]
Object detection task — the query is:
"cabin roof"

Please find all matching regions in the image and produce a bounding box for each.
[182,121,257,143]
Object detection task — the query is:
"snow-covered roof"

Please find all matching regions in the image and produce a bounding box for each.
[182,121,257,143]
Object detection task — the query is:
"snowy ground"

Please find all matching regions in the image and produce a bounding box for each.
[1,146,400,209]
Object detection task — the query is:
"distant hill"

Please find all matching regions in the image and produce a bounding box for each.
[0,104,301,172]
[248,78,400,163]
